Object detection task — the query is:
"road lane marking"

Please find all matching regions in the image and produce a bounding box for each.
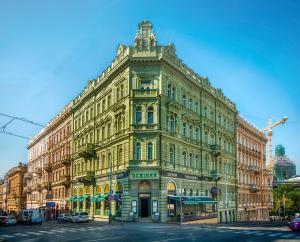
[26,231,42,235]
[268,232,283,237]
[86,236,123,241]
[280,234,294,238]
[154,238,181,242]
[1,235,14,238]
[13,233,29,237]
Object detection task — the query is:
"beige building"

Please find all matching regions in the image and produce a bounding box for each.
[25,128,49,209]
[5,163,27,212]
[0,179,4,211]
[237,116,273,221]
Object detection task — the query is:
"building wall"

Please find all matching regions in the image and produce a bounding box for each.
[0,182,4,211]
[70,21,238,223]
[47,103,72,209]
[237,116,273,221]
[6,163,27,212]
[25,129,49,209]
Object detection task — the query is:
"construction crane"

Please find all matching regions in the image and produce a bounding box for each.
[263,116,288,170]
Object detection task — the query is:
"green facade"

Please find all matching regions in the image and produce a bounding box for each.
[70,21,238,223]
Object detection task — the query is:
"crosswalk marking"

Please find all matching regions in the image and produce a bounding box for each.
[268,232,283,237]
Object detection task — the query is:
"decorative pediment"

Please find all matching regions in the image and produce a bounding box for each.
[168,101,181,112]
[104,115,112,123]
[112,103,126,113]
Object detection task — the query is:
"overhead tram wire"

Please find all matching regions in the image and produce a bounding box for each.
[0,113,45,127]
[0,130,29,139]
[0,113,45,140]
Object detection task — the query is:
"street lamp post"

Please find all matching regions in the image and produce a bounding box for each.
[109,154,113,224]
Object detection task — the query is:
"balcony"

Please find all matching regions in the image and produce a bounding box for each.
[61,155,71,166]
[208,170,221,180]
[42,181,51,189]
[129,159,158,168]
[250,184,260,193]
[76,171,94,184]
[131,89,158,98]
[23,186,32,194]
[44,163,52,172]
[33,184,43,191]
[131,123,157,130]
[211,145,221,157]
[78,144,95,158]
[24,172,32,180]
[34,168,42,177]
[62,175,71,187]
[249,165,260,174]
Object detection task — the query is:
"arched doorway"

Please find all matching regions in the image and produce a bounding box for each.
[138,180,151,218]
[167,181,176,218]
[115,182,123,217]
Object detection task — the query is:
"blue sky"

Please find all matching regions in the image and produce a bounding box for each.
[0,0,299,178]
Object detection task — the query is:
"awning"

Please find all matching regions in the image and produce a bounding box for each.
[79,195,90,202]
[168,195,217,205]
[69,196,78,202]
[92,194,108,202]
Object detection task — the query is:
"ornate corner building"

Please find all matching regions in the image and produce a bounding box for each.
[70,21,238,223]
[237,116,273,221]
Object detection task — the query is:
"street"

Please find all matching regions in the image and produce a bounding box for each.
[0,221,299,242]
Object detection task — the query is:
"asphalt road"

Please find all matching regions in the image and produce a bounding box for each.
[0,221,299,242]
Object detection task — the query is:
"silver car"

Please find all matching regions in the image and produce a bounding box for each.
[71,212,89,223]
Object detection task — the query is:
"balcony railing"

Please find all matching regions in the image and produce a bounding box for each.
[62,175,71,187]
[249,165,260,174]
[23,186,32,194]
[131,89,158,98]
[129,159,158,168]
[76,171,94,184]
[42,181,51,189]
[34,168,42,176]
[62,155,71,165]
[44,163,52,172]
[24,172,33,180]
[78,144,95,158]
[250,184,260,193]
[131,123,157,130]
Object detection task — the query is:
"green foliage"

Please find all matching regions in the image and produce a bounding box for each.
[272,184,300,217]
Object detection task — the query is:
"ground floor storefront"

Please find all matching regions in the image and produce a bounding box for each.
[70,169,237,223]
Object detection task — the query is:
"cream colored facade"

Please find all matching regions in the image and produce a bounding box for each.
[25,128,49,209]
[237,116,273,221]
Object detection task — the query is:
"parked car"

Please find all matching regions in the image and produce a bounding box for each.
[0,215,17,226]
[57,213,72,223]
[71,212,89,223]
[288,217,300,231]
[17,210,42,225]
[29,211,43,225]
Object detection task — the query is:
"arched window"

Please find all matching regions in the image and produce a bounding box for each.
[135,106,142,124]
[147,143,153,160]
[195,155,199,169]
[169,146,175,164]
[195,102,198,113]
[147,106,154,124]
[195,128,199,140]
[136,142,141,160]
[182,152,187,166]
[167,181,176,195]
[104,184,110,194]
[204,106,207,117]
[204,131,208,144]
[95,185,101,194]
[189,99,192,109]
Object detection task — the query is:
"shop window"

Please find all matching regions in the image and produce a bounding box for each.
[104,184,110,194]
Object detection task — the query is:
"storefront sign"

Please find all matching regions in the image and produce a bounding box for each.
[96,171,128,183]
[130,170,159,180]
[46,202,55,208]
[161,171,210,181]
